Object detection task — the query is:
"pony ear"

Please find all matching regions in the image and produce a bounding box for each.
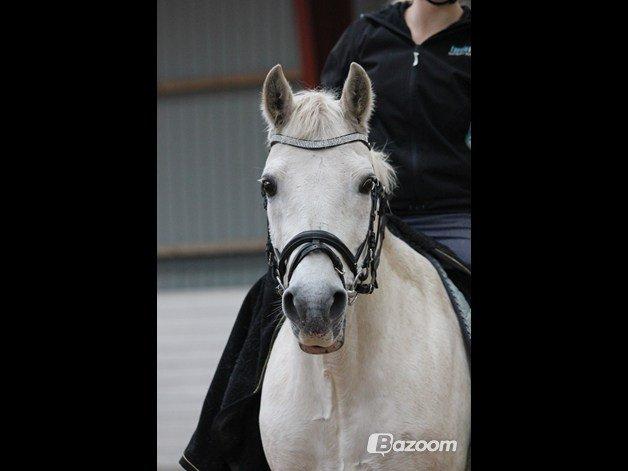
[340,62,373,132]
[261,64,294,130]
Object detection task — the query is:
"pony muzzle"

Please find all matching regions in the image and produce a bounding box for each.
[298,326,346,355]
[294,314,346,355]
[282,280,348,354]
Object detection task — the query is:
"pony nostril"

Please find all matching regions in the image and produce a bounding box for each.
[282,291,301,323]
[329,290,347,319]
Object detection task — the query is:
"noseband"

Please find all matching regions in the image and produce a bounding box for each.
[263,133,389,305]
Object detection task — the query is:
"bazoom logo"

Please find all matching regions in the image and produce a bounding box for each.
[367,433,457,456]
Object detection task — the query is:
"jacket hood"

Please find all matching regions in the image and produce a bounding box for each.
[362,2,471,43]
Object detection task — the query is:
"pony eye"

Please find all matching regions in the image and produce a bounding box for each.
[359,176,375,194]
[261,178,277,197]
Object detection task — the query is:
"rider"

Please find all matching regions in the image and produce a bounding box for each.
[321,0,471,267]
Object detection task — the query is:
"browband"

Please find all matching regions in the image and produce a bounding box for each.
[269,132,371,150]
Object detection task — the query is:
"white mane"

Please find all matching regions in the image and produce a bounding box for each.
[264,89,398,195]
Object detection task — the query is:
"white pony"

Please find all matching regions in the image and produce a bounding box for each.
[258,63,470,470]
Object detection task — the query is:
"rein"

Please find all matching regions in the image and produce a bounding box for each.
[263,133,389,305]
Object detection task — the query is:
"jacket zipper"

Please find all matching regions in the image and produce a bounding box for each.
[409,43,421,207]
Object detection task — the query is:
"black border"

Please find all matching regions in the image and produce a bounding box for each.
[19,2,158,469]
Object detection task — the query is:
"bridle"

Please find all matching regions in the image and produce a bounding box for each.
[263,132,390,305]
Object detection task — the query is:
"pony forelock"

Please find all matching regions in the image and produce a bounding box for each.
[264,90,345,141]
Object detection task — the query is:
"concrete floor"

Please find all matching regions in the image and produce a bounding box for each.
[157,287,249,471]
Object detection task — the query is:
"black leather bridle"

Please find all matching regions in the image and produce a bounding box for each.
[263,133,389,305]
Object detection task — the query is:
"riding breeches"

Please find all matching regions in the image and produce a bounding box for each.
[402,213,471,268]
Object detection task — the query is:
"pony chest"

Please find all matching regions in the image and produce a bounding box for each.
[259,332,400,468]
[260,329,337,432]
[260,331,343,463]
[259,368,367,469]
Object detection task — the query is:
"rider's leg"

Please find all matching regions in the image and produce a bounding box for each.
[401,213,471,267]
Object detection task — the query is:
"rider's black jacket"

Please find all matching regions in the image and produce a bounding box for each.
[321,2,471,216]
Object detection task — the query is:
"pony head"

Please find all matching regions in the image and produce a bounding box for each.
[260,63,396,354]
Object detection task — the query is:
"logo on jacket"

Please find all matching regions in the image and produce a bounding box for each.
[448,45,471,56]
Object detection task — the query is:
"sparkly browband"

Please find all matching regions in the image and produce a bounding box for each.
[269,132,371,150]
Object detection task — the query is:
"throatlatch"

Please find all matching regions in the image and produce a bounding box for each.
[262,133,389,305]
